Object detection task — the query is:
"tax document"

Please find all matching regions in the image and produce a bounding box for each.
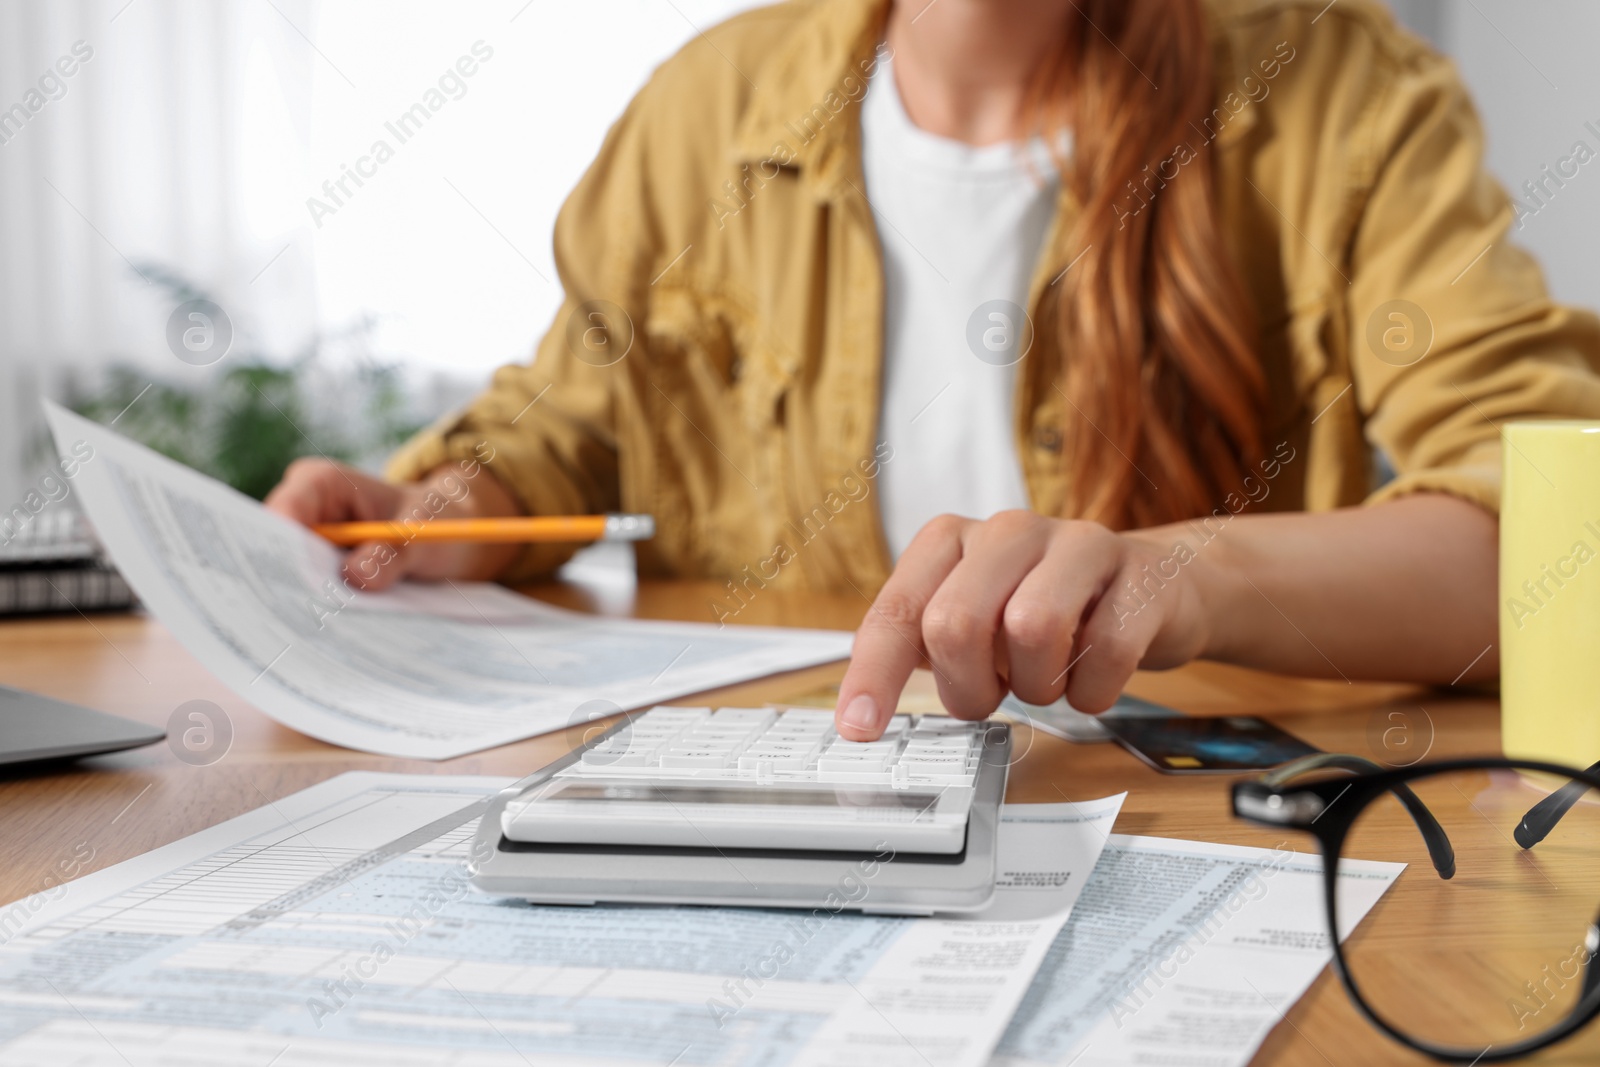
[0,772,1125,1067]
[42,403,854,758]
[989,834,1404,1067]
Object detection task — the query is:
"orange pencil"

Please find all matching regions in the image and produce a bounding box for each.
[312,513,655,546]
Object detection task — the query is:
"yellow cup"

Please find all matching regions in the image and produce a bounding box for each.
[1500,421,1600,766]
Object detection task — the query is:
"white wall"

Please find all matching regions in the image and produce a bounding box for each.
[1392,0,1600,316]
[302,1,769,376]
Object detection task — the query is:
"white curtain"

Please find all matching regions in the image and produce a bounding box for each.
[0,0,769,509]
[0,0,318,506]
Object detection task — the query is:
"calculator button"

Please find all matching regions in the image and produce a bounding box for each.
[825,738,900,750]
[745,742,817,756]
[737,754,808,772]
[686,727,759,741]
[905,773,972,786]
[756,732,824,746]
[817,755,893,773]
[621,725,689,742]
[904,739,972,754]
[910,717,972,732]
[671,738,741,752]
[583,750,650,768]
[775,708,834,722]
[899,754,966,768]
[893,756,972,785]
[658,751,736,768]
[817,768,894,784]
[893,771,971,787]
[773,726,831,740]
[897,760,968,777]
[709,708,777,726]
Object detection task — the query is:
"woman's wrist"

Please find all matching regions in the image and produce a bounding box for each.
[1125,520,1246,667]
[409,463,525,580]
[1186,529,1249,664]
[419,463,522,520]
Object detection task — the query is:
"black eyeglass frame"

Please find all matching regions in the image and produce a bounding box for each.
[1232,755,1600,1064]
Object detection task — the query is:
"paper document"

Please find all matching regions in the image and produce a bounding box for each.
[42,402,854,758]
[990,834,1403,1067]
[0,772,1124,1067]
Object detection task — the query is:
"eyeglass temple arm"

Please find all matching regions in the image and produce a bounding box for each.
[1582,922,1600,1009]
[1262,753,1456,879]
[1514,760,1600,849]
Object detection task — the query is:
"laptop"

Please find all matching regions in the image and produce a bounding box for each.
[0,684,165,765]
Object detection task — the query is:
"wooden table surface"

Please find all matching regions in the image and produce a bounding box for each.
[0,578,1593,1065]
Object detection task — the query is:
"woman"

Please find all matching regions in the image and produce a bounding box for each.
[267,0,1600,742]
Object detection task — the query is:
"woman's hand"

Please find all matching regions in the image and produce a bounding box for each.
[264,458,524,591]
[834,511,1215,741]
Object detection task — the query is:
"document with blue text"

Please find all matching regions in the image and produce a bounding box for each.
[0,772,1125,1067]
[43,402,854,759]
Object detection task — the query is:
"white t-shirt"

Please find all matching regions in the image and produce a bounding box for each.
[863,54,1063,560]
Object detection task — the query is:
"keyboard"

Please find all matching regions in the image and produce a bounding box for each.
[500,706,995,854]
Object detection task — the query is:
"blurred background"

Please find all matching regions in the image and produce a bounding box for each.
[0,0,1595,510]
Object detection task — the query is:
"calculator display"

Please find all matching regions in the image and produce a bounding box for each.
[541,781,939,810]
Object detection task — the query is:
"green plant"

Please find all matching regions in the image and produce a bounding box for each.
[63,266,427,500]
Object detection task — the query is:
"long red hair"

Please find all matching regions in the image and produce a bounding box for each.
[1023,0,1265,529]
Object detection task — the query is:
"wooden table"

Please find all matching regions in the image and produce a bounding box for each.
[0,579,1592,1065]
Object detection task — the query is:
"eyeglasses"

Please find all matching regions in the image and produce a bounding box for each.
[1232,754,1600,1063]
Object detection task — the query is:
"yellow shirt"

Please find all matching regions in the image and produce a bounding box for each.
[389,0,1600,596]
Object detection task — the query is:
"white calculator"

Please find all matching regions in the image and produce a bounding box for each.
[501,706,993,854]
[472,705,1012,914]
